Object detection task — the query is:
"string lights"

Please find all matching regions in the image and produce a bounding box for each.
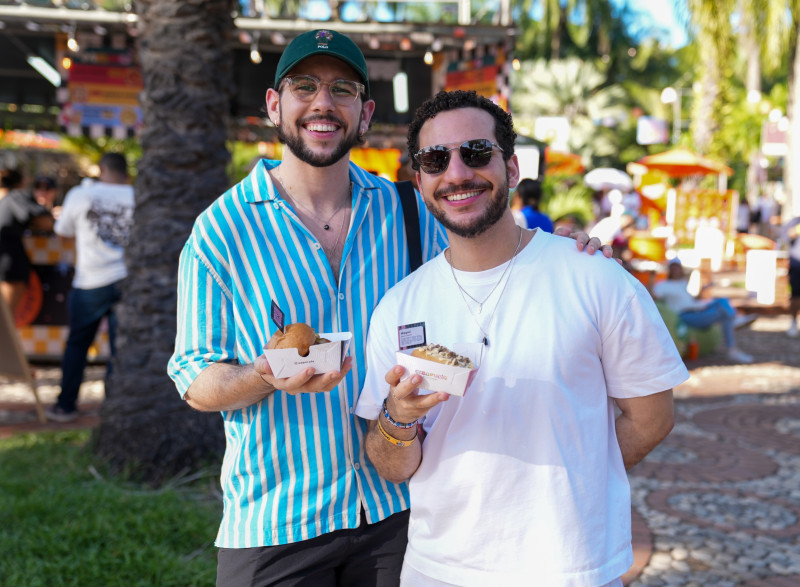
[66,25,79,52]
[250,33,262,64]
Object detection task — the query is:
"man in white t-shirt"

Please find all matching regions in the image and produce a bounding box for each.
[355,91,689,587]
[46,153,134,422]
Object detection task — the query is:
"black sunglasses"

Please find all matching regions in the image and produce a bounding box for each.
[414,139,504,175]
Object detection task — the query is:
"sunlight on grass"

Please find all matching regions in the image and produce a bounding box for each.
[0,430,220,586]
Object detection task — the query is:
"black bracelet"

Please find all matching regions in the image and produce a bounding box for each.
[382,398,418,429]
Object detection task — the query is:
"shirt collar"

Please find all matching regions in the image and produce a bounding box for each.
[244,158,379,204]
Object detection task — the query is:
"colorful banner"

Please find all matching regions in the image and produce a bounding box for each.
[68,62,143,88]
[445,51,506,110]
[59,103,142,128]
[62,48,143,134]
[68,83,141,106]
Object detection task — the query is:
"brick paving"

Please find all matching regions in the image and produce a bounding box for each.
[2,314,800,585]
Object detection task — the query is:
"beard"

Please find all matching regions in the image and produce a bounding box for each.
[426,176,510,238]
[278,115,361,168]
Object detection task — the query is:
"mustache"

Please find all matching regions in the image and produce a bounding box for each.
[299,114,346,127]
[434,181,492,199]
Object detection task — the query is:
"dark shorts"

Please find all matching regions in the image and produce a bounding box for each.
[0,245,31,282]
[216,509,409,587]
[790,258,800,299]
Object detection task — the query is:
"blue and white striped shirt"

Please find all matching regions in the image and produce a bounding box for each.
[168,159,447,548]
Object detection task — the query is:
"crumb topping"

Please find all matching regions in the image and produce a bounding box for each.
[419,344,474,369]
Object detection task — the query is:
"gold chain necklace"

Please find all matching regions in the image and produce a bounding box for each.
[447,226,523,347]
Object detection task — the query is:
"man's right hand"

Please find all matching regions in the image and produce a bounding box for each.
[255,355,353,395]
[383,365,449,423]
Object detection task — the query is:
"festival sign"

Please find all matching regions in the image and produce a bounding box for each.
[61,47,143,136]
[445,48,508,111]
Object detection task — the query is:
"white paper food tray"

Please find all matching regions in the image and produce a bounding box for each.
[264,332,352,378]
[395,349,478,397]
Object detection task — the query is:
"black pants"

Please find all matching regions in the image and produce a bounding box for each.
[216,510,409,587]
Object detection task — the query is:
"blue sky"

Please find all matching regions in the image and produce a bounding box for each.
[626,0,688,48]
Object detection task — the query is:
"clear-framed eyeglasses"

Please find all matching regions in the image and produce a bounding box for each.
[281,75,365,105]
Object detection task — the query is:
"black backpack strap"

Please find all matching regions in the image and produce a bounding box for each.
[395,180,423,272]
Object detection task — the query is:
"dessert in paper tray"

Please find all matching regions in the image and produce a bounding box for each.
[395,343,478,397]
[263,323,352,378]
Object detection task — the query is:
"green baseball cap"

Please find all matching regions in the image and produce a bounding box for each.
[274,29,370,98]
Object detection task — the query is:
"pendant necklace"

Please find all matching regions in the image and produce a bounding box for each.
[447,226,523,346]
[448,226,522,314]
[323,203,349,261]
[274,166,350,230]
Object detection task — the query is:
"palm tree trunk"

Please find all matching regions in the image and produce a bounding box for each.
[742,9,763,204]
[787,16,800,219]
[93,0,235,483]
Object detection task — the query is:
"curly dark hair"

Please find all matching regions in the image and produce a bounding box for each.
[407,90,516,171]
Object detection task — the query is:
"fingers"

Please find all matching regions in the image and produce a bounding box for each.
[553,226,571,237]
[259,355,353,395]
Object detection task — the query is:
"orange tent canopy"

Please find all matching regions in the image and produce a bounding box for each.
[636,147,732,177]
[545,147,584,175]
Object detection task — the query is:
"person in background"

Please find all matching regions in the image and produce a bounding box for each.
[652,258,757,363]
[45,153,135,422]
[736,194,751,234]
[508,185,528,229]
[357,90,686,587]
[0,167,54,314]
[778,216,800,337]
[755,191,779,240]
[516,177,553,233]
[32,175,61,219]
[167,29,611,587]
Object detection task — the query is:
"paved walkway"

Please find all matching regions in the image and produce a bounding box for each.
[2,315,799,585]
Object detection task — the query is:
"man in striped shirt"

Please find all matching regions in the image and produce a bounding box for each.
[168,29,608,586]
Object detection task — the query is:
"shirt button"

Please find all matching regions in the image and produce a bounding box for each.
[349,407,354,414]
[353,462,361,470]
[338,293,345,300]
[314,243,322,250]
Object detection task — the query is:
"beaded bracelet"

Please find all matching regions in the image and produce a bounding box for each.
[382,398,418,429]
[376,419,417,448]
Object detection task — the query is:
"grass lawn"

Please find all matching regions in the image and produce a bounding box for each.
[0,429,220,586]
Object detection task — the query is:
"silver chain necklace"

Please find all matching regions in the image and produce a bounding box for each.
[274,166,349,230]
[447,226,523,346]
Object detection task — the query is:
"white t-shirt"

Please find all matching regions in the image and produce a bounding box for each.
[55,180,134,289]
[356,230,688,587]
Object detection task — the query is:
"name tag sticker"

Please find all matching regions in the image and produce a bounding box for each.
[271,300,285,332]
[398,322,426,350]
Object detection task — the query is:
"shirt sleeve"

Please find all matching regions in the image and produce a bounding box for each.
[167,238,238,397]
[601,277,689,399]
